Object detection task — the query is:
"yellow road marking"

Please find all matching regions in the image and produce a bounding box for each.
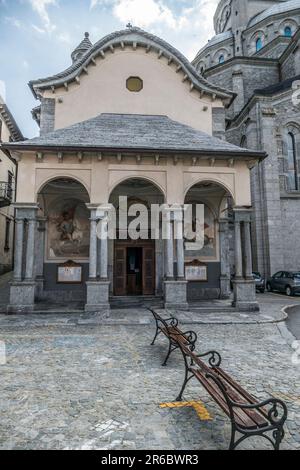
[160,401,212,421]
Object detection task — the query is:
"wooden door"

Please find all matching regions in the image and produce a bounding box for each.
[114,246,126,296]
[143,246,155,295]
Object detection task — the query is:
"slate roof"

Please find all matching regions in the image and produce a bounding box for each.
[2,113,265,158]
[248,0,300,28]
[28,27,234,103]
[0,100,24,142]
[254,73,300,96]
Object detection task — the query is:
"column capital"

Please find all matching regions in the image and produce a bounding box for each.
[233,207,253,223]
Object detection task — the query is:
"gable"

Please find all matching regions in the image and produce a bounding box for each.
[42,48,225,134]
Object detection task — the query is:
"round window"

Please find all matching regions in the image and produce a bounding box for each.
[126,77,143,92]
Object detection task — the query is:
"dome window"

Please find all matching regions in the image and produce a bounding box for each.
[256,37,263,52]
[284,26,292,38]
[219,55,225,64]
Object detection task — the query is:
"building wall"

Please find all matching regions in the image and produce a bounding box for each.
[0,117,16,274]
[41,48,224,136]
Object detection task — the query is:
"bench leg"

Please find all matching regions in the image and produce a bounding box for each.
[273,427,285,451]
[229,424,236,451]
[151,327,161,346]
[176,369,194,401]
[229,426,285,451]
[162,341,177,366]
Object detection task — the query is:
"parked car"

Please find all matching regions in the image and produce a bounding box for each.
[253,272,265,293]
[230,272,265,293]
[266,271,300,296]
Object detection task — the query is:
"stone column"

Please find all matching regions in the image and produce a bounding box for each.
[234,219,243,280]
[232,208,258,312]
[25,218,37,281]
[165,214,174,280]
[85,204,110,315]
[243,220,253,280]
[89,216,98,280]
[13,218,24,281]
[8,204,38,314]
[174,211,185,279]
[35,217,47,298]
[219,218,231,299]
[163,205,188,310]
[99,218,108,280]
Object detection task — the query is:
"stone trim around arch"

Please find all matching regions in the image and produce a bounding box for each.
[35,173,91,203]
[183,176,236,206]
[108,174,167,203]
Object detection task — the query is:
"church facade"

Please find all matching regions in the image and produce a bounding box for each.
[2,27,265,314]
[193,0,300,278]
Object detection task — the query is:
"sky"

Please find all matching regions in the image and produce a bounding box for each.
[0,0,219,138]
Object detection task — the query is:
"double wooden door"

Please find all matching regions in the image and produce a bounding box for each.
[114,241,155,296]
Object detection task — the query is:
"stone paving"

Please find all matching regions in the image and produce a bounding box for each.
[0,310,300,450]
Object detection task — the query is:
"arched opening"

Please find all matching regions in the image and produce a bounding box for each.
[256,37,263,52]
[284,26,292,38]
[108,178,165,297]
[219,54,225,64]
[184,181,233,300]
[287,132,299,190]
[36,177,90,304]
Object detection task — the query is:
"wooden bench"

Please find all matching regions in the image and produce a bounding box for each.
[150,309,288,450]
[150,309,199,366]
[171,330,288,450]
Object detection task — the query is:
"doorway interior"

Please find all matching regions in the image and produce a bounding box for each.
[114,240,155,296]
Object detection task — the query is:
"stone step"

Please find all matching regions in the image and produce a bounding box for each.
[110,296,163,309]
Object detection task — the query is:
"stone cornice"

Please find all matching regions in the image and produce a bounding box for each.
[204,56,278,77]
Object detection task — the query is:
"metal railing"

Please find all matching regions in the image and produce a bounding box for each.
[0,181,14,206]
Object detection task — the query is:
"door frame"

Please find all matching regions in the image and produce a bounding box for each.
[113,239,155,296]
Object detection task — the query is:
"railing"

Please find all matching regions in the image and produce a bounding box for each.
[0,181,14,207]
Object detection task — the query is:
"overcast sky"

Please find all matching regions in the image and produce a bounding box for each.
[0,0,218,138]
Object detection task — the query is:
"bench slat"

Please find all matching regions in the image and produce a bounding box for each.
[192,369,258,429]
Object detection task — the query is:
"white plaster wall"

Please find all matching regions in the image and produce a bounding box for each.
[16,153,252,208]
[43,48,223,135]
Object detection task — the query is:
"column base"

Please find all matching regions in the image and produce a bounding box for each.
[35,276,45,300]
[232,279,259,312]
[85,280,110,314]
[164,280,189,310]
[7,281,36,314]
[220,275,231,300]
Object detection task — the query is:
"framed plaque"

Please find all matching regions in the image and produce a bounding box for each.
[185,260,208,282]
[57,260,82,284]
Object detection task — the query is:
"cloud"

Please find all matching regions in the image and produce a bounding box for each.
[4,16,22,28]
[28,0,57,33]
[0,80,6,101]
[113,0,180,29]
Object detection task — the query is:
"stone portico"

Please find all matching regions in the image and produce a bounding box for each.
[2,27,265,314]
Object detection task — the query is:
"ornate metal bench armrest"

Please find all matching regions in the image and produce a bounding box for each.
[196,351,222,367]
[230,398,288,426]
[170,330,197,345]
[164,317,179,327]
[205,372,288,427]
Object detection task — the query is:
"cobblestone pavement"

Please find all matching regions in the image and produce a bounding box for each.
[0,312,300,450]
